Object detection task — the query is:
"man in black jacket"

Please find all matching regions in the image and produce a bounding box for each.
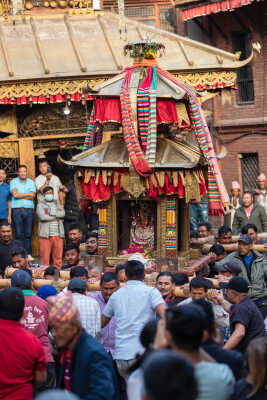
[63,179,87,237]
[0,221,23,275]
[49,292,119,400]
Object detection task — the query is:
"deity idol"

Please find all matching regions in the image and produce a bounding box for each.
[129,205,154,253]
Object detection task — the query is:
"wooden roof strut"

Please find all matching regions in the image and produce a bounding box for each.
[176,39,194,66]
[97,15,123,70]
[136,25,145,41]
[64,14,87,73]
[0,25,14,77]
[30,17,50,75]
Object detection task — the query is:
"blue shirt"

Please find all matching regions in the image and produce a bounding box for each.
[0,182,11,219]
[243,253,254,274]
[10,177,36,209]
[103,280,164,360]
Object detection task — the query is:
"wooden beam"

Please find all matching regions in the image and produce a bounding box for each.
[208,15,229,44]
[19,139,35,179]
[193,18,216,46]
[179,199,190,254]
[64,14,87,73]
[0,133,86,143]
[232,11,250,33]
[239,7,263,38]
[30,18,50,75]
[136,25,145,40]
[177,39,194,66]
[0,25,14,77]
[97,15,123,70]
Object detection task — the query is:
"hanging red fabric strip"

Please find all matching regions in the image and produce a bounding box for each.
[181,0,257,21]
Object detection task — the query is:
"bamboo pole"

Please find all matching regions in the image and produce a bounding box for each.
[203,243,267,253]
[0,275,220,291]
[231,233,267,242]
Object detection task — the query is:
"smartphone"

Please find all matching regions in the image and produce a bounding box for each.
[47,167,52,174]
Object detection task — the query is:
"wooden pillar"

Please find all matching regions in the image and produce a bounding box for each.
[157,198,166,258]
[110,195,117,257]
[19,139,35,179]
[98,203,108,257]
[179,199,190,255]
[165,197,178,258]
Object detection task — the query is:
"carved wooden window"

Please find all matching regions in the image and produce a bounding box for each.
[159,5,175,32]
[125,6,154,17]
[0,157,19,182]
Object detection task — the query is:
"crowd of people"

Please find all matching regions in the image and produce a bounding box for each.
[1,165,267,400]
[0,161,98,273]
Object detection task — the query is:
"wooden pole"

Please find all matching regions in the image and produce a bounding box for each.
[0,277,220,291]
[203,243,267,253]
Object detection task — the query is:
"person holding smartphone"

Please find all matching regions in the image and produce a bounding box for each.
[35,160,67,206]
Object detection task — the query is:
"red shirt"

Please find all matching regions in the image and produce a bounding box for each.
[0,319,46,400]
[21,290,54,363]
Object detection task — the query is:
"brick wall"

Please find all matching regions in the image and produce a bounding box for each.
[176,2,267,193]
[212,3,266,127]
[217,131,267,192]
[211,2,267,191]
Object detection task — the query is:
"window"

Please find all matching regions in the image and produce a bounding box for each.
[240,152,259,191]
[125,6,154,18]
[159,6,176,33]
[232,32,255,105]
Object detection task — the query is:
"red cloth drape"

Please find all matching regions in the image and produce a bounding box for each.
[93,98,179,125]
[181,0,258,21]
[95,98,122,123]
[81,170,207,202]
[157,99,178,124]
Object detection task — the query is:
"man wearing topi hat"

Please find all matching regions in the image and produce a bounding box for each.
[254,173,267,214]
[224,181,242,228]
[48,292,119,399]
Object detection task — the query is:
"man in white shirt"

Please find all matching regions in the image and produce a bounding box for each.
[68,277,101,341]
[102,259,166,383]
[35,160,67,206]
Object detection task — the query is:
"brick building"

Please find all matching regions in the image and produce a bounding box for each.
[175,0,266,193]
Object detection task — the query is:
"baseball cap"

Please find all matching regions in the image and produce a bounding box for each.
[217,262,242,275]
[11,269,32,289]
[68,277,86,291]
[222,276,250,293]
[238,234,253,245]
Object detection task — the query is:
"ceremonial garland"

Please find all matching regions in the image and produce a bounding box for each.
[124,41,165,61]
